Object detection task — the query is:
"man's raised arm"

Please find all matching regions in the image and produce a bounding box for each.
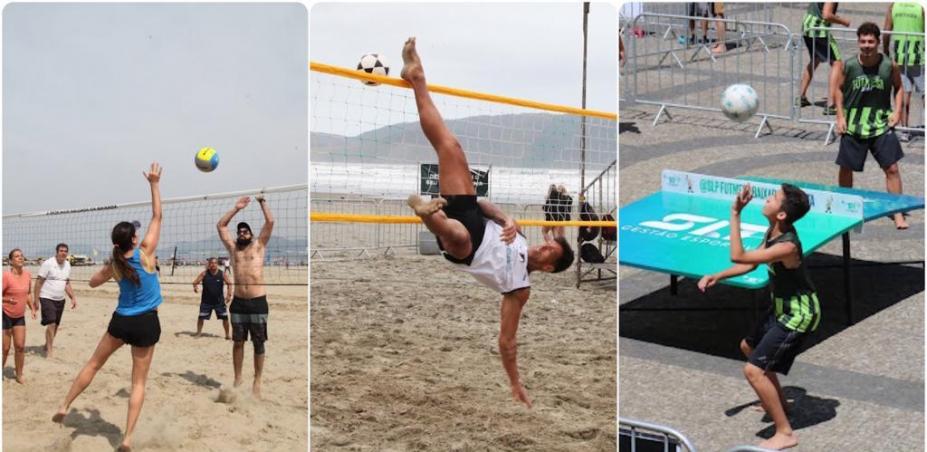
[256,196,275,246]
[218,196,249,250]
[499,287,532,408]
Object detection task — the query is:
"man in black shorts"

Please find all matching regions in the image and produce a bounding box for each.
[799,3,851,114]
[192,257,232,339]
[218,196,274,398]
[401,37,574,408]
[832,22,908,229]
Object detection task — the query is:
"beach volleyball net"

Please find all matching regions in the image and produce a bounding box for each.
[310,62,617,259]
[2,185,308,286]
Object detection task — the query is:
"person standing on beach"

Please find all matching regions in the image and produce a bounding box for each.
[192,257,233,339]
[34,243,77,358]
[3,249,36,384]
[217,195,274,399]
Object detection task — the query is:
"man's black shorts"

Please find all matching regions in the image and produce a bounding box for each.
[837,132,904,172]
[803,35,840,64]
[230,296,269,344]
[745,314,807,375]
[107,310,161,347]
[436,195,487,266]
[40,298,65,326]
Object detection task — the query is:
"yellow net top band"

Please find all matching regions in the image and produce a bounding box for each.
[311,212,615,227]
[310,61,617,121]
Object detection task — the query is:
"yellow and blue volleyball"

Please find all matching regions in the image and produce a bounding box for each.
[195,147,219,172]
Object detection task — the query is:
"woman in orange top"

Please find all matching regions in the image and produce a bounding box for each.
[3,248,36,384]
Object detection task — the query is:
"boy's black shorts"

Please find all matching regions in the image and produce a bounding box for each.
[745,315,807,375]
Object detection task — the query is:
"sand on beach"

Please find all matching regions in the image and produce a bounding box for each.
[310,252,617,451]
[1,268,308,452]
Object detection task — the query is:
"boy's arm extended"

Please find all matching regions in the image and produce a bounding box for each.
[729,184,798,265]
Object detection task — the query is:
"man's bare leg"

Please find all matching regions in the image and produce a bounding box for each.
[402,37,475,259]
[838,166,853,188]
[401,37,475,196]
[46,324,57,358]
[253,352,264,399]
[232,341,244,387]
[884,163,909,229]
[407,195,471,259]
[196,319,204,336]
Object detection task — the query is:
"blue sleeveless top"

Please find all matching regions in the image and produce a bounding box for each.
[115,248,162,316]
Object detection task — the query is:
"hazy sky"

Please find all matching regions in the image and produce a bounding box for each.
[3,3,308,213]
[310,2,617,133]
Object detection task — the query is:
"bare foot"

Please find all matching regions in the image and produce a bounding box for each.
[758,431,798,450]
[52,409,67,423]
[233,378,243,388]
[15,375,24,384]
[407,194,446,217]
[711,43,727,54]
[116,444,132,452]
[399,37,424,83]
[225,336,231,341]
[894,213,909,230]
[253,380,262,400]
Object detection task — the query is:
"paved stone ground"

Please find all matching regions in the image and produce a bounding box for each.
[618,92,924,451]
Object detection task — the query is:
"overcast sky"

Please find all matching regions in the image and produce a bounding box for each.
[310,2,617,134]
[3,3,307,213]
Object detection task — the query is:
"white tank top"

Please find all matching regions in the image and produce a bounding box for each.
[450,221,531,294]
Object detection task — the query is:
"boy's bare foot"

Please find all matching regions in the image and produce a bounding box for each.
[894,212,909,229]
[52,409,67,423]
[400,37,424,83]
[225,335,231,341]
[15,375,24,384]
[758,431,798,450]
[233,378,243,388]
[407,194,446,217]
[253,380,262,400]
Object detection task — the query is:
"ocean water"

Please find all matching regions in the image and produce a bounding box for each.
[310,162,609,205]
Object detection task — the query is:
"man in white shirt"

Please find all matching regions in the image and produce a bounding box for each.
[401,38,575,408]
[33,243,77,358]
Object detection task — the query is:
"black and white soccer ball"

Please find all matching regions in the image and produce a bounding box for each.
[356,53,389,86]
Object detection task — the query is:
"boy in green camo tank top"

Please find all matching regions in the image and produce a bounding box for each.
[832,22,908,229]
[699,183,814,451]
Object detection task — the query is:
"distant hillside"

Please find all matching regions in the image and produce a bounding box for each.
[311,113,616,169]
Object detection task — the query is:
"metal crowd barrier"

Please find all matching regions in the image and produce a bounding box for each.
[619,417,697,452]
[801,26,925,144]
[625,13,797,139]
[623,16,926,144]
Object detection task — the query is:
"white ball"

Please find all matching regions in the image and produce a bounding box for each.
[720,84,759,122]
[356,53,389,86]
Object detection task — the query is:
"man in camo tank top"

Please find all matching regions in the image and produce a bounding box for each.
[832,22,909,229]
[883,2,925,142]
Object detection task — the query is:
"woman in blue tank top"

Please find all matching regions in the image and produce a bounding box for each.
[52,163,163,452]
